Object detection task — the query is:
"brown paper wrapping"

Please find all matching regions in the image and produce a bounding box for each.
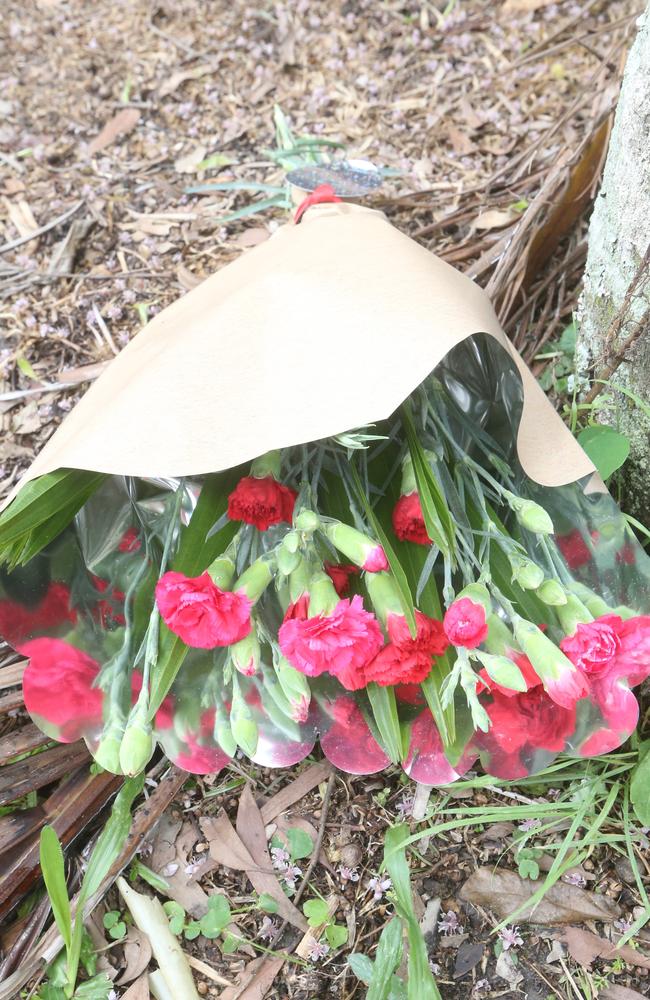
[4,203,600,507]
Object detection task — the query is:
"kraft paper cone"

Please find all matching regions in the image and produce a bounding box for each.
[3,203,600,507]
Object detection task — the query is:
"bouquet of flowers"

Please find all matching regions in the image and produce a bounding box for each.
[1,203,648,784]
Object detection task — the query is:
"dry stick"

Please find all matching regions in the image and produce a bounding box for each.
[270,770,337,946]
[582,245,650,405]
[0,200,85,255]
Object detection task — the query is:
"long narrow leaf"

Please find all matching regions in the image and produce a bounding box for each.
[39,826,72,951]
[366,683,404,765]
[367,918,403,1000]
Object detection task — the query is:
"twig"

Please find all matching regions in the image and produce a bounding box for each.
[270,770,336,946]
[0,200,85,256]
[582,244,650,405]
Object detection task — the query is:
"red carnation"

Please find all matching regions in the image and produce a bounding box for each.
[392,493,431,546]
[319,696,390,774]
[278,594,384,691]
[155,571,252,648]
[227,475,297,531]
[556,529,597,570]
[118,526,142,553]
[0,583,77,649]
[364,610,448,687]
[324,562,359,597]
[21,638,104,742]
[443,597,488,649]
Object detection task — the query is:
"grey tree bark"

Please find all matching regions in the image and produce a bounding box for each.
[576,4,650,516]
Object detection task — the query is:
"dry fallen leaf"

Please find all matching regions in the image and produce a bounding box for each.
[502,0,556,11]
[495,948,523,988]
[174,145,208,174]
[150,815,209,916]
[218,956,285,1000]
[200,810,307,931]
[120,974,150,1000]
[460,868,621,924]
[600,986,648,1000]
[260,761,332,824]
[116,926,152,986]
[473,208,519,231]
[88,108,141,156]
[559,927,650,971]
[158,64,214,98]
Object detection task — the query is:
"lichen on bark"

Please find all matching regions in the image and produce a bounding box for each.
[576,4,650,519]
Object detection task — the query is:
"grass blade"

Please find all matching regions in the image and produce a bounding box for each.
[39,826,72,951]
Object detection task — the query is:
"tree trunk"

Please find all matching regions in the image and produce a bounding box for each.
[577,4,650,517]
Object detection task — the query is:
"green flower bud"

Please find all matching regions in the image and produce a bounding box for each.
[277,545,301,576]
[119,703,154,776]
[235,557,274,603]
[274,656,311,723]
[484,613,515,655]
[568,582,612,618]
[250,450,281,479]
[206,552,236,590]
[95,716,126,774]
[536,579,568,606]
[365,570,403,625]
[231,628,261,677]
[510,497,555,535]
[307,572,339,616]
[557,593,593,635]
[230,676,258,757]
[400,454,418,495]
[474,650,527,692]
[214,704,237,758]
[456,582,492,612]
[283,530,301,553]
[294,510,320,532]
[323,521,387,571]
[510,556,545,591]
[513,616,587,707]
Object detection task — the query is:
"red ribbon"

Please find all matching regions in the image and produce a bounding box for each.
[294,183,342,224]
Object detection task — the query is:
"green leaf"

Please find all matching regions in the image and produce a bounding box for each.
[200,894,231,937]
[631,741,650,826]
[325,923,348,949]
[578,424,630,480]
[348,953,375,985]
[517,857,540,880]
[258,892,279,913]
[401,405,456,562]
[17,355,38,379]
[303,898,330,927]
[129,859,170,893]
[102,912,119,929]
[221,932,240,954]
[384,826,442,1000]
[108,921,126,940]
[39,826,72,950]
[73,973,114,999]
[286,827,313,861]
[80,776,143,904]
[366,683,405,765]
[184,921,202,940]
[367,918,403,1000]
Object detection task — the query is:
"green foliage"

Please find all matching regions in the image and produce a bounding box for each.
[302,897,348,950]
[577,424,630,480]
[38,776,143,999]
[102,910,126,940]
[630,740,650,825]
[165,893,237,947]
[286,826,313,860]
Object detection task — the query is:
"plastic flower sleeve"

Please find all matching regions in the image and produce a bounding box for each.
[1,204,649,785]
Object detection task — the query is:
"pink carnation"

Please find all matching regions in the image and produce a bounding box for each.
[278,594,383,691]
[443,598,488,649]
[363,545,389,573]
[560,617,622,675]
[155,571,252,648]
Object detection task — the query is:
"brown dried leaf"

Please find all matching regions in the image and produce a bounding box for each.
[560,927,650,971]
[120,974,150,1000]
[260,761,332,824]
[474,209,518,231]
[459,868,621,924]
[446,124,474,156]
[218,956,285,1000]
[200,810,307,931]
[150,815,208,916]
[158,65,213,98]
[88,108,141,156]
[116,926,152,986]
[174,145,208,174]
[502,0,555,11]
[600,987,648,1000]
[236,784,272,870]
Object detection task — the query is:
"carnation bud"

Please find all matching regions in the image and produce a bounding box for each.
[474,650,527,692]
[306,572,339,616]
[119,702,154,776]
[510,556,544,591]
[536,579,568,606]
[508,496,554,535]
[283,530,301,553]
[274,655,311,723]
[483,613,515,655]
[557,593,593,636]
[95,717,126,774]
[214,703,237,758]
[294,509,320,532]
[206,552,236,590]
[399,454,418,495]
[568,582,612,618]
[230,677,258,757]
[456,582,492,613]
[512,616,588,707]
[250,449,281,479]
[277,544,301,576]
[231,628,261,676]
[324,521,388,572]
[235,557,274,603]
[365,570,403,625]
